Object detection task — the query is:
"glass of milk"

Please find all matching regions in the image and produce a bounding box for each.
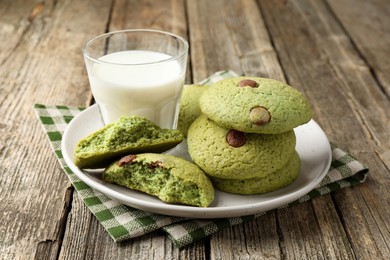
[82,29,188,129]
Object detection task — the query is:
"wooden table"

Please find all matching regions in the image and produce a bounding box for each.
[1,0,389,259]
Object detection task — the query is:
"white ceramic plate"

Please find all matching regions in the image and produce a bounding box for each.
[62,104,332,219]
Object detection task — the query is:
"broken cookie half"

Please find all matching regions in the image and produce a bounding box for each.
[103,153,214,207]
[74,116,184,169]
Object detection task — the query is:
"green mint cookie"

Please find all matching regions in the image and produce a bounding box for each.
[74,116,184,169]
[211,151,300,194]
[103,153,214,207]
[199,77,312,134]
[177,85,208,137]
[187,115,296,180]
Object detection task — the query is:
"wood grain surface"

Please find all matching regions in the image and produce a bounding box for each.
[0,0,389,259]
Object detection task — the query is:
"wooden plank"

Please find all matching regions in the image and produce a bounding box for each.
[186,0,355,259]
[277,203,330,259]
[109,0,187,34]
[58,193,207,259]
[210,213,281,259]
[277,197,355,260]
[0,0,41,63]
[258,0,390,259]
[186,0,244,82]
[0,0,112,258]
[326,0,390,97]
[325,0,390,171]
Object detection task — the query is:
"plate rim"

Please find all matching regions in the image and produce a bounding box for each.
[61,104,332,218]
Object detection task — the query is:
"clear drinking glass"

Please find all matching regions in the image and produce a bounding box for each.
[82,29,188,129]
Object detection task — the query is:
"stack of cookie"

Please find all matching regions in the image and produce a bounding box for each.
[183,77,312,194]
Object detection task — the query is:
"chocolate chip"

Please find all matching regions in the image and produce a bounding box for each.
[118,154,137,167]
[238,79,258,88]
[226,130,246,147]
[148,161,162,169]
[249,106,271,125]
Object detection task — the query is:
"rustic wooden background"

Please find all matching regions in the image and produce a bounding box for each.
[1,0,389,259]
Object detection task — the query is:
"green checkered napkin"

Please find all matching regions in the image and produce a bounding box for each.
[34,70,369,248]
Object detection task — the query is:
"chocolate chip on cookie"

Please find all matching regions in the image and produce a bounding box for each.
[226,130,246,147]
[238,79,258,88]
[249,106,271,125]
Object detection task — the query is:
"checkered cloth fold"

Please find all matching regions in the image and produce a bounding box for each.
[34,70,368,248]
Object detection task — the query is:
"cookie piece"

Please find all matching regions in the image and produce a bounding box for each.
[187,115,296,180]
[211,151,300,194]
[199,77,312,134]
[74,116,184,169]
[103,153,214,207]
[177,85,208,136]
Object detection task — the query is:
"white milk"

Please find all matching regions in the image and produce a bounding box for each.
[89,50,185,128]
